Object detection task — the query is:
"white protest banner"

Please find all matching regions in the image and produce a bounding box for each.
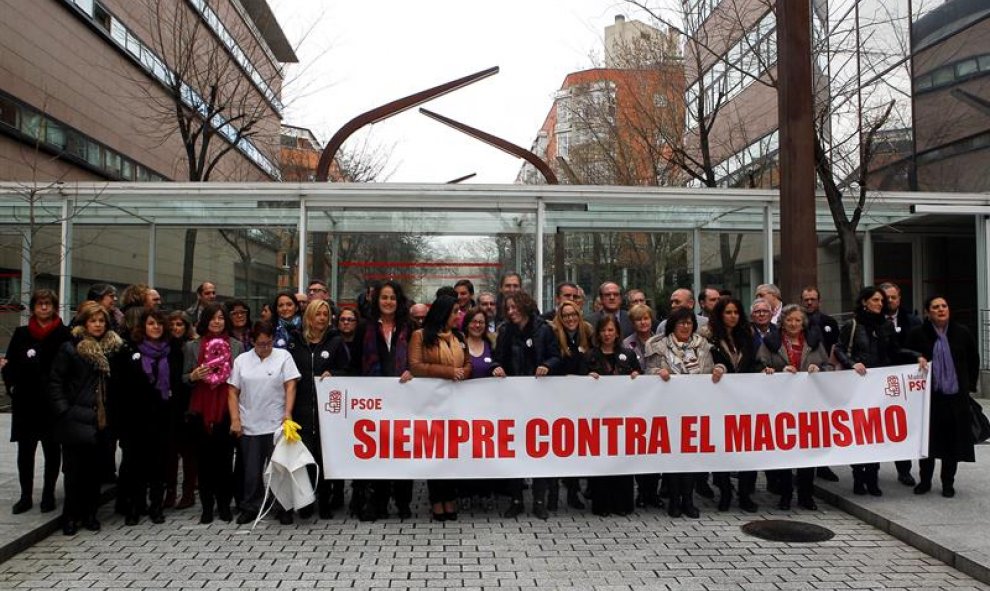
[316,365,929,479]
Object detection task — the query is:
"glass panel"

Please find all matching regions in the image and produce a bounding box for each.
[956,58,979,78]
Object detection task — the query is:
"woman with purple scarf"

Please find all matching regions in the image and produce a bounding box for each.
[905,296,979,498]
[117,309,174,525]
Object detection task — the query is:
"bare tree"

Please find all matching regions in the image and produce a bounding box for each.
[130,0,289,300]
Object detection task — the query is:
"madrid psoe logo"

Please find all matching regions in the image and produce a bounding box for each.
[326,390,343,414]
[906,372,927,396]
[884,375,902,398]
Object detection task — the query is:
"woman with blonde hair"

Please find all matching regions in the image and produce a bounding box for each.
[546,299,592,511]
[288,299,339,519]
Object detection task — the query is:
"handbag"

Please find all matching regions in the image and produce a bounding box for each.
[970,396,990,444]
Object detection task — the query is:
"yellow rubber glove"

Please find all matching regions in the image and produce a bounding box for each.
[282,418,302,443]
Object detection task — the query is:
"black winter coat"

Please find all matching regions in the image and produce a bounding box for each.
[2,322,71,441]
[807,311,840,355]
[288,330,343,437]
[492,314,561,376]
[905,320,979,462]
[557,329,589,376]
[113,340,172,443]
[834,309,902,369]
[585,345,641,376]
[47,335,127,446]
[710,331,762,374]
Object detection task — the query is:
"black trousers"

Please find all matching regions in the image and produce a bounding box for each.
[773,468,814,501]
[851,462,880,485]
[508,477,550,506]
[62,438,102,523]
[713,471,757,496]
[195,419,234,512]
[589,475,634,515]
[119,432,168,516]
[301,428,335,510]
[16,436,61,501]
[427,479,458,504]
[664,473,695,507]
[919,457,958,485]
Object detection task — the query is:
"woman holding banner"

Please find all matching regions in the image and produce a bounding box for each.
[587,315,641,516]
[410,295,472,521]
[905,296,979,498]
[461,307,498,511]
[288,299,338,520]
[757,304,831,510]
[355,280,414,521]
[492,291,561,520]
[707,297,762,513]
[643,307,721,519]
[834,286,926,497]
[548,300,593,511]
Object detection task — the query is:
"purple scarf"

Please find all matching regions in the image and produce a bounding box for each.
[932,325,959,395]
[138,339,171,400]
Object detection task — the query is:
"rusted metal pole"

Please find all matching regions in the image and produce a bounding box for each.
[776,1,818,302]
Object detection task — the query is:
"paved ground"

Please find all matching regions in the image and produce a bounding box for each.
[1,412,989,590]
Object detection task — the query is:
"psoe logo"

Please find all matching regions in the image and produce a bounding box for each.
[325,390,343,414]
[883,375,902,398]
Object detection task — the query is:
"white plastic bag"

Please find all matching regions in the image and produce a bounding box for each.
[250,428,318,528]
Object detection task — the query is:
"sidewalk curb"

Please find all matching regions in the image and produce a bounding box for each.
[816,483,990,586]
[0,485,116,565]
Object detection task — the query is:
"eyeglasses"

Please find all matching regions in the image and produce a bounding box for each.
[308,287,328,294]
[560,312,579,319]
[752,310,771,315]
[254,340,273,348]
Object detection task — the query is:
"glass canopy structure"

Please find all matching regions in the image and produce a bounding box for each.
[1,181,988,355]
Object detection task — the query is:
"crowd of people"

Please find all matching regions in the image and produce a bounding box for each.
[0,274,979,534]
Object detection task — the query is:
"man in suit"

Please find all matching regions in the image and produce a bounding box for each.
[880,281,922,487]
[590,281,634,338]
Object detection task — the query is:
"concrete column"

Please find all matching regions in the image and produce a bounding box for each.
[863,230,874,286]
[330,233,340,303]
[58,196,74,318]
[763,206,774,285]
[297,198,307,295]
[147,223,157,287]
[693,229,702,308]
[536,198,545,310]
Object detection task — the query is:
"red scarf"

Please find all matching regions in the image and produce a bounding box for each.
[188,336,232,432]
[28,315,62,341]
[785,333,804,369]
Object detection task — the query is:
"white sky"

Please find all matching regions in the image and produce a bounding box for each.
[271,0,650,183]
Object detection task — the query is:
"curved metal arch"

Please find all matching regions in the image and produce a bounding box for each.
[419,108,559,184]
[316,66,499,182]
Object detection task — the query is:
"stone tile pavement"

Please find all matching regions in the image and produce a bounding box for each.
[1,411,990,590]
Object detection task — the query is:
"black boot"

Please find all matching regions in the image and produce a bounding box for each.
[717,486,732,512]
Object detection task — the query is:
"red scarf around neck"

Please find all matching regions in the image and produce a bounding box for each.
[28,315,62,341]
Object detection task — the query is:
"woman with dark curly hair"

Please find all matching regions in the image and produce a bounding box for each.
[353,280,414,521]
[182,303,244,524]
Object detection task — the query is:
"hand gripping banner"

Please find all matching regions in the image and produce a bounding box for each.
[316,365,930,479]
